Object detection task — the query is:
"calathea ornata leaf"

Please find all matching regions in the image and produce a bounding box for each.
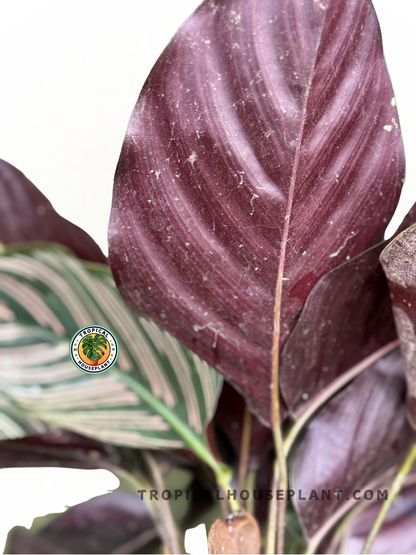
[291,349,415,550]
[0,246,224,475]
[0,159,107,265]
[381,223,416,429]
[109,0,404,425]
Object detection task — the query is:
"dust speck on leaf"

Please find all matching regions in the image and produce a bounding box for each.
[186,151,198,165]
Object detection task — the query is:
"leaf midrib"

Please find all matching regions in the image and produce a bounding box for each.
[270,9,328,427]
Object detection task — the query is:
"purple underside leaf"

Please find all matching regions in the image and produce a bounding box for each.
[342,482,416,554]
[281,240,396,414]
[281,203,416,414]
[109,0,404,426]
[381,223,416,430]
[5,492,158,555]
[0,430,111,470]
[292,349,415,544]
[0,159,107,264]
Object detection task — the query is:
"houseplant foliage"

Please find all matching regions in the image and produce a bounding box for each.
[1,1,416,554]
[0,160,228,554]
[108,0,415,551]
[108,0,404,425]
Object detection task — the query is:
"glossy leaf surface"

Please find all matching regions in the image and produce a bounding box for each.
[0,246,222,453]
[381,224,416,429]
[0,159,107,264]
[109,0,404,425]
[292,349,415,543]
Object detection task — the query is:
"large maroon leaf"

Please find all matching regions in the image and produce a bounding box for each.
[5,492,158,554]
[0,159,106,264]
[109,0,404,425]
[291,349,415,545]
[381,223,416,429]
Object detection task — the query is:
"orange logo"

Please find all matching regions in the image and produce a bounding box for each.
[70,326,118,374]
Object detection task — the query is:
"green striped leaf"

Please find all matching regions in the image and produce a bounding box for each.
[0,245,223,462]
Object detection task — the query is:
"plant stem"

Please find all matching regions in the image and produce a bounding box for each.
[111,528,159,554]
[305,466,398,554]
[324,498,371,554]
[142,450,180,554]
[266,349,287,554]
[283,340,399,458]
[266,456,280,554]
[112,366,240,516]
[238,405,252,499]
[276,441,288,554]
[265,421,287,555]
[246,469,256,515]
[361,442,416,554]
[112,367,232,487]
[267,265,289,554]
[226,487,241,514]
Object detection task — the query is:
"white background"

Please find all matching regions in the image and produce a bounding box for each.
[0,1,415,552]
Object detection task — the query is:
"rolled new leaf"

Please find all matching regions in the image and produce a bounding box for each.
[0,159,107,264]
[0,246,223,467]
[109,0,404,426]
[380,223,416,429]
